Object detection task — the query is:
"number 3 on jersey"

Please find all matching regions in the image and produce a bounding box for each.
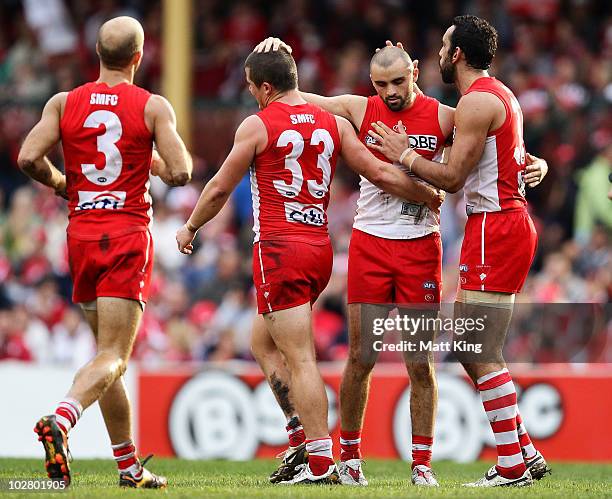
[81,110,123,185]
[273,129,333,199]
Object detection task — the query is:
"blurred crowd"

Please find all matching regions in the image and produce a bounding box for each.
[0,0,610,365]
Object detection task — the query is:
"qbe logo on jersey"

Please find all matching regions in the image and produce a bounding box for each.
[284,201,325,226]
[76,190,126,210]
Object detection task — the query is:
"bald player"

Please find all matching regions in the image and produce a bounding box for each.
[19,16,192,487]
[253,38,451,487]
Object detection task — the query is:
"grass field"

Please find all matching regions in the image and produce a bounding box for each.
[1,458,611,497]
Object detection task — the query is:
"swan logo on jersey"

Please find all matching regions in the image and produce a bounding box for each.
[76,190,126,210]
[393,122,407,133]
[284,201,325,226]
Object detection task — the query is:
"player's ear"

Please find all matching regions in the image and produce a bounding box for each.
[413,65,419,83]
[451,47,461,64]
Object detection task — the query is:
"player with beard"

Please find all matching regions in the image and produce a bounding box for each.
[369,15,550,487]
[253,36,548,487]
[176,45,442,485]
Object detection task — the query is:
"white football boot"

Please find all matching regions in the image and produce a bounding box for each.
[278,463,340,485]
[411,465,439,486]
[463,465,533,487]
[338,459,368,486]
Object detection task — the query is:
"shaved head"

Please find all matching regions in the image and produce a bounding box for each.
[97,16,144,70]
[370,46,412,70]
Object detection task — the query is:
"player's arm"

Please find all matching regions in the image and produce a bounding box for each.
[300,92,367,126]
[368,92,496,193]
[17,93,67,198]
[176,115,264,254]
[146,94,193,186]
[336,116,443,211]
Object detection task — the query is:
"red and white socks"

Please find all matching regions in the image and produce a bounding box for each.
[516,411,537,460]
[54,398,83,435]
[286,416,305,448]
[412,435,433,469]
[339,429,361,461]
[477,368,527,479]
[112,440,143,478]
[305,437,334,476]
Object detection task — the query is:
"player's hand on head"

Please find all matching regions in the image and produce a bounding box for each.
[376,40,405,53]
[254,37,292,54]
[176,224,197,255]
[367,120,409,163]
[524,153,548,188]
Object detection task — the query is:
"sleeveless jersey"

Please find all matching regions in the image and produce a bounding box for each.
[60,81,153,239]
[463,77,528,214]
[250,101,341,243]
[355,94,446,239]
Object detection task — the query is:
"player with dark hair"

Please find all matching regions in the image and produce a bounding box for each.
[18,16,192,488]
[369,15,550,487]
[176,45,442,485]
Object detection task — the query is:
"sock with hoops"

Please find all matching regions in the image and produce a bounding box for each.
[54,398,83,435]
[412,435,433,469]
[286,416,305,448]
[340,429,362,461]
[112,440,143,479]
[306,437,334,476]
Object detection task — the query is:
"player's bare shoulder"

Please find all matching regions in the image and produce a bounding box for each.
[143,93,174,133]
[437,103,455,139]
[237,114,268,154]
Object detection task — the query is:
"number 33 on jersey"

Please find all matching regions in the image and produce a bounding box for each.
[250,101,341,244]
[60,81,154,238]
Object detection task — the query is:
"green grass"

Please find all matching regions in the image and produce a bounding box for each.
[1,459,611,497]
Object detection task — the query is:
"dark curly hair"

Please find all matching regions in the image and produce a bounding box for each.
[451,15,498,70]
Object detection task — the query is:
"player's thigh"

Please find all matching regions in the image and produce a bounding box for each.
[264,302,315,364]
[347,229,394,305]
[95,297,143,360]
[81,308,98,340]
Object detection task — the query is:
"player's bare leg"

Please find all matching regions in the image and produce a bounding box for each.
[456,290,547,487]
[337,303,386,486]
[251,314,306,483]
[265,302,338,484]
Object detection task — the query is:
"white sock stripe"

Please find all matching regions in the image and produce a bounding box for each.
[412,443,432,451]
[55,414,72,432]
[287,426,303,435]
[493,430,520,445]
[517,423,527,435]
[486,405,518,422]
[306,437,332,455]
[111,440,135,451]
[340,438,361,446]
[62,398,83,417]
[480,380,516,402]
[476,368,509,386]
[114,452,135,462]
[498,453,525,468]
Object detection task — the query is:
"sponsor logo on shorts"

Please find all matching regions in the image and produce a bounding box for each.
[284,201,325,226]
[459,264,469,272]
[76,190,126,210]
[423,280,437,290]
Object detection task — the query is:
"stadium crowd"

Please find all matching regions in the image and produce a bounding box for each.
[0,0,610,364]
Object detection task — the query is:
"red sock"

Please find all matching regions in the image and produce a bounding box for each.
[286,416,305,447]
[339,429,361,461]
[54,398,82,434]
[112,440,142,478]
[305,437,334,476]
[411,435,433,468]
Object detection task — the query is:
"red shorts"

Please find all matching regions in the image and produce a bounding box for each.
[68,229,154,305]
[347,229,442,304]
[252,239,333,314]
[459,208,537,293]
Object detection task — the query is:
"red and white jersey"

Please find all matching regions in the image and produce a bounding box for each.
[250,102,341,243]
[356,94,446,239]
[463,77,528,214]
[60,81,153,239]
